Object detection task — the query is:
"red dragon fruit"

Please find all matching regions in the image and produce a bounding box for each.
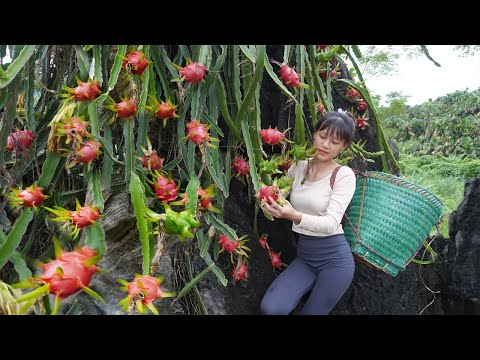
[231,261,248,282]
[6,129,35,152]
[62,79,101,102]
[69,205,100,229]
[279,65,308,88]
[154,100,179,127]
[140,150,163,171]
[256,184,281,205]
[280,158,292,171]
[14,245,103,313]
[356,116,369,130]
[258,234,269,250]
[44,199,102,239]
[218,234,241,253]
[259,127,288,145]
[346,87,361,100]
[9,184,48,209]
[174,184,221,213]
[357,99,368,111]
[184,120,219,147]
[122,50,150,76]
[66,139,102,171]
[64,117,89,142]
[114,99,137,118]
[231,156,250,177]
[118,274,175,315]
[149,173,179,204]
[178,62,207,84]
[268,249,284,268]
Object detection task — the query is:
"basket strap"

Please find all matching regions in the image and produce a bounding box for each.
[329,165,342,190]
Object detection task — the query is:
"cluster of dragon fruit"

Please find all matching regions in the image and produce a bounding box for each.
[3,46,369,315]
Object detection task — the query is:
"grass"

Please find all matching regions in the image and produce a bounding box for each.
[398,154,470,238]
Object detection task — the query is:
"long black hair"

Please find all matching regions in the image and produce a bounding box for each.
[314,111,356,146]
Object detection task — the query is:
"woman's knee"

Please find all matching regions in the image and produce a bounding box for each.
[260,296,291,315]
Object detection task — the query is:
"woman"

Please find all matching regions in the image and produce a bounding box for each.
[260,111,357,315]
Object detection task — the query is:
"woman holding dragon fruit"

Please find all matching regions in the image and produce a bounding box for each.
[260,111,357,315]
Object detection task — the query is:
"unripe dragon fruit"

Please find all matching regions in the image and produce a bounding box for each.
[6,129,35,152]
[122,50,149,76]
[179,62,207,84]
[8,184,48,209]
[118,274,175,315]
[231,156,250,176]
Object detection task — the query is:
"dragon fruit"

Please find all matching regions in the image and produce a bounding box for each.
[122,50,150,76]
[117,274,175,315]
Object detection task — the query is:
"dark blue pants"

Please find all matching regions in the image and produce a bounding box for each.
[260,233,355,315]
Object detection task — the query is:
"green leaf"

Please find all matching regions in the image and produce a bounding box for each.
[151,45,171,100]
[185,176,200,214]
[0,209,34,270]
[129,172,151,275]
[73,45,90,82]
[93,45,103,85]
[107,45,127,92]
[0,78,18,165]
[102,124,113,192]
[85,222,106,258]
[198,45,212,67]
[239,45,256,63]
[90,168,104,212]
[204,212,237,241]
[176,263,214,300]
[200,249,227,286]
[37,153,61,189]
[0,45,35,89]
[241,118,260,192]
[135,45,151,156]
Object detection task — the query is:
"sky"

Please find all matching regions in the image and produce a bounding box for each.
[361,45,480,106]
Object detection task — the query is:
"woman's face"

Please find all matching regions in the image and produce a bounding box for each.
[312,128,348,161]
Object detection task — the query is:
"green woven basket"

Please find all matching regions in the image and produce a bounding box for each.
[343,171,444,277]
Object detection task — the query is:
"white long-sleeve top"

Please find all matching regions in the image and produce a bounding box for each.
[283,160,357,237]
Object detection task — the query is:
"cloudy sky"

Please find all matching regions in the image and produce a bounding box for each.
[363,45,480,106]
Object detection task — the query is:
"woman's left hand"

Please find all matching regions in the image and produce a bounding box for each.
[262,196,301,223]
